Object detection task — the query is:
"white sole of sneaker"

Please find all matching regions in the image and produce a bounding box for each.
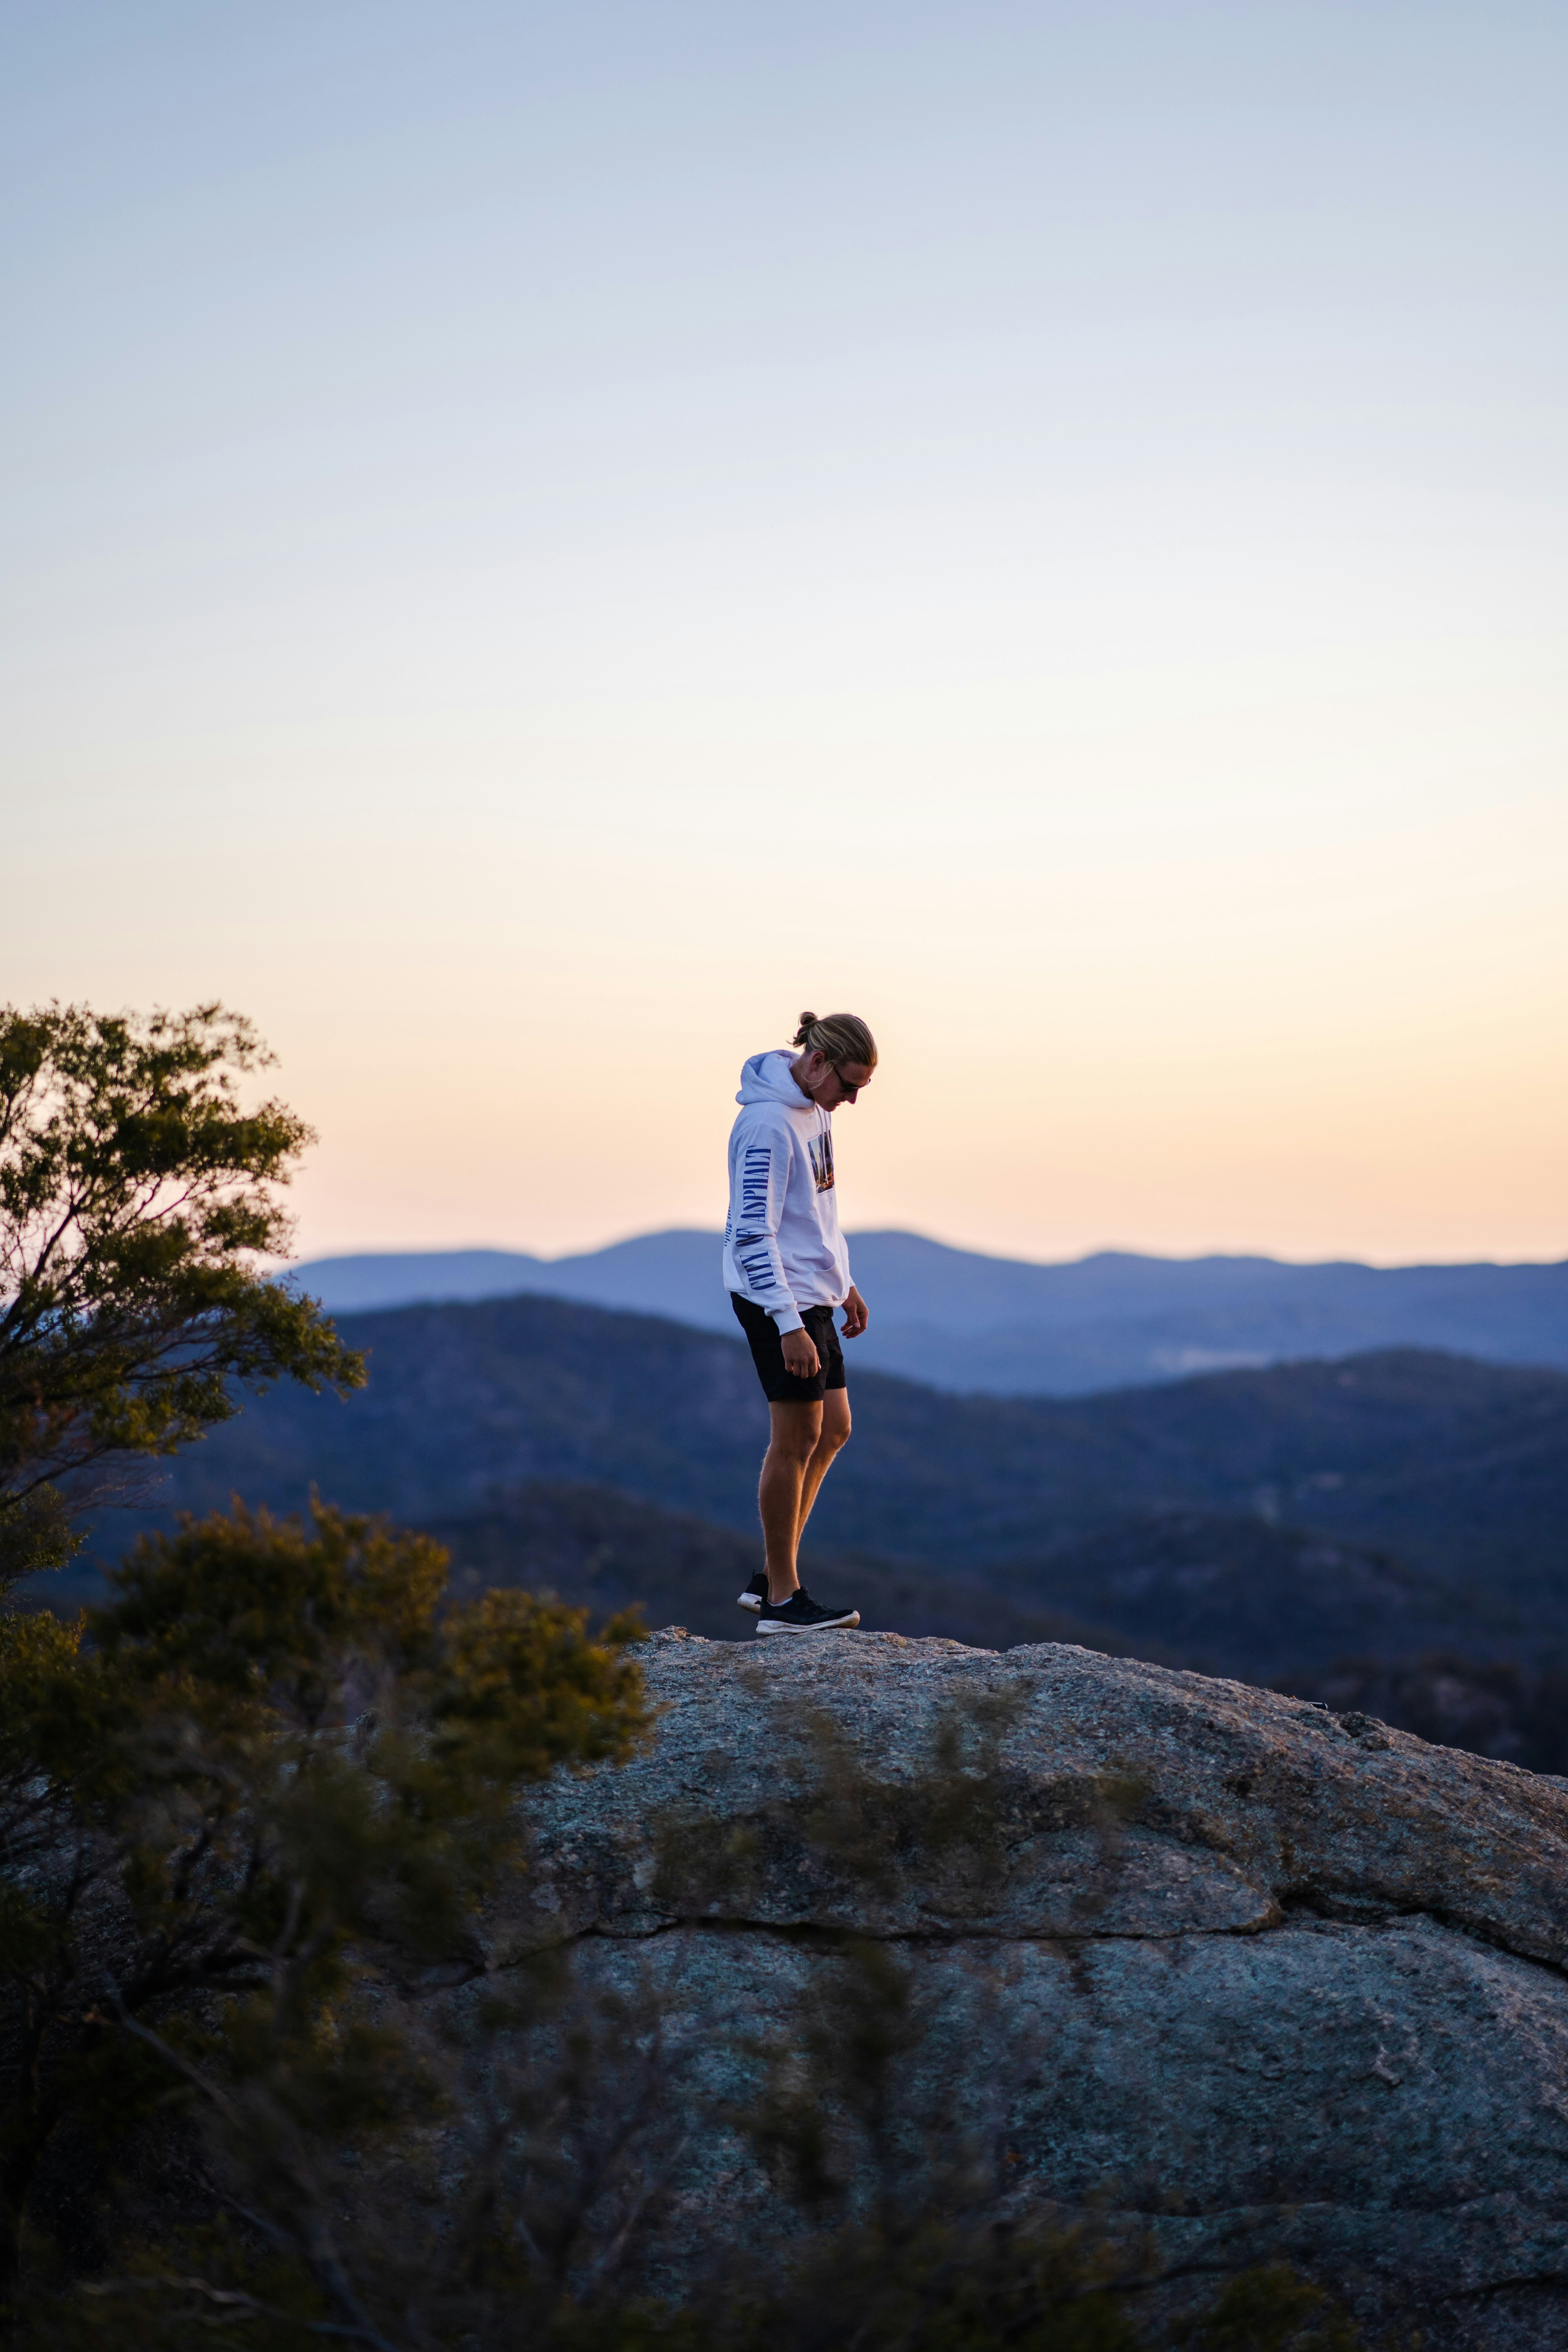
[736,1591,763,1612]
[756,1611,861,1634]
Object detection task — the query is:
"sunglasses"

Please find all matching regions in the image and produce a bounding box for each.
[830,1065,861,1101]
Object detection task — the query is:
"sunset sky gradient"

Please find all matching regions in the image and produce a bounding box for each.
[5,1,1565,1265]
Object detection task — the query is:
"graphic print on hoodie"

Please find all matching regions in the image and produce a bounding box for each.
[722,1051,851,1333]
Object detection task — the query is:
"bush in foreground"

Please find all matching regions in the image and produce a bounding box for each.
[2,1503,1351,2350]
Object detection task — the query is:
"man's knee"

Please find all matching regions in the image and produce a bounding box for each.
[816,1399,851,1456]
[769,1433,818,1470]
[767,1404,823,1465]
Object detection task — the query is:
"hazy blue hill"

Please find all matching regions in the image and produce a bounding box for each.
[430,1483,1472,1678]
[1065,1349,1568,1610]
[83,1295,1568,1637]
[431,1481,1134,1654]
[290,1232,723,1319]
[153,1294,772,1528]
[993,1510,1474,1681]
[289,1230,1568,1394]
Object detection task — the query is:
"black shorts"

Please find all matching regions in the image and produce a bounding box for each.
[731,1293,846,1404]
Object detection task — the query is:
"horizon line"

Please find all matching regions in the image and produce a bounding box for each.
[284,1228,1568,1277]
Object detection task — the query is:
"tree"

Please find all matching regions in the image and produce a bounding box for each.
[0,1002,363,1587]
[0,1519,1348,2350]
[0,1500,649,2335]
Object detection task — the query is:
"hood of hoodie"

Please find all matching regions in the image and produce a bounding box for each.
[735,1049,814,1111]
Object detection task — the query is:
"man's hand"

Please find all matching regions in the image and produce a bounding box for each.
[840,1286,869,1339]
[781,1326,821,1378]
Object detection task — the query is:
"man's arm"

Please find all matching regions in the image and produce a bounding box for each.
[730,1127,818,1372]
[840,1285,869,1339]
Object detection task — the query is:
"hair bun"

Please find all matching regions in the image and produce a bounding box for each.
[789,1009,879,1068]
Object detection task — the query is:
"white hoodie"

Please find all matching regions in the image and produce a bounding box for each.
[722,1050,851,1332]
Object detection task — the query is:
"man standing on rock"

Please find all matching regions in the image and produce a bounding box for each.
[723,1011,877,1634]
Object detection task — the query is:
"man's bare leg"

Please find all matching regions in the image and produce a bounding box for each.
[758,1400,822,1602]
[795,1388,851,1545]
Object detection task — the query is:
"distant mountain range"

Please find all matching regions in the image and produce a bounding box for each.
[289,1230,1568,1396]
[61,1294,1568,1681]
[430,1481,1125,1659]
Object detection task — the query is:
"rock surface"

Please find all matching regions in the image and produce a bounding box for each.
[507,1631,1568,2342]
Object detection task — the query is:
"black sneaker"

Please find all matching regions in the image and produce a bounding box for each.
[737,1573,767,1614]
[756,1587,861,1635]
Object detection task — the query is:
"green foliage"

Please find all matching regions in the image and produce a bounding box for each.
[652,1684,1145,1939]
[0,1001,363,1588]
[0,1499,648,2330]
[1172,2263,1359,2352]
[635,1706,1357,2352]
[696,2233,1357,2352]
[2,1540,1356,2352]
[726,2215,1149,2352]
[91,1494,450,1702]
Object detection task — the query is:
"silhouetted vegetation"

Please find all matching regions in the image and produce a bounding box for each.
[0,1001,362,1590]
[0,1500,646,2339]
[433,1480,1129,1653]
[1,1510,1354,2348]
[1281,1652,1568,1775]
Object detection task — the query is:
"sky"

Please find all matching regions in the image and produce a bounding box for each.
[4,0,1565,1268]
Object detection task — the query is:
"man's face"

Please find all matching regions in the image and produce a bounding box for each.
[816,1057,874,1109]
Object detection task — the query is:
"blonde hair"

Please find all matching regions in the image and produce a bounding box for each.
[790,1009,878,1071]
